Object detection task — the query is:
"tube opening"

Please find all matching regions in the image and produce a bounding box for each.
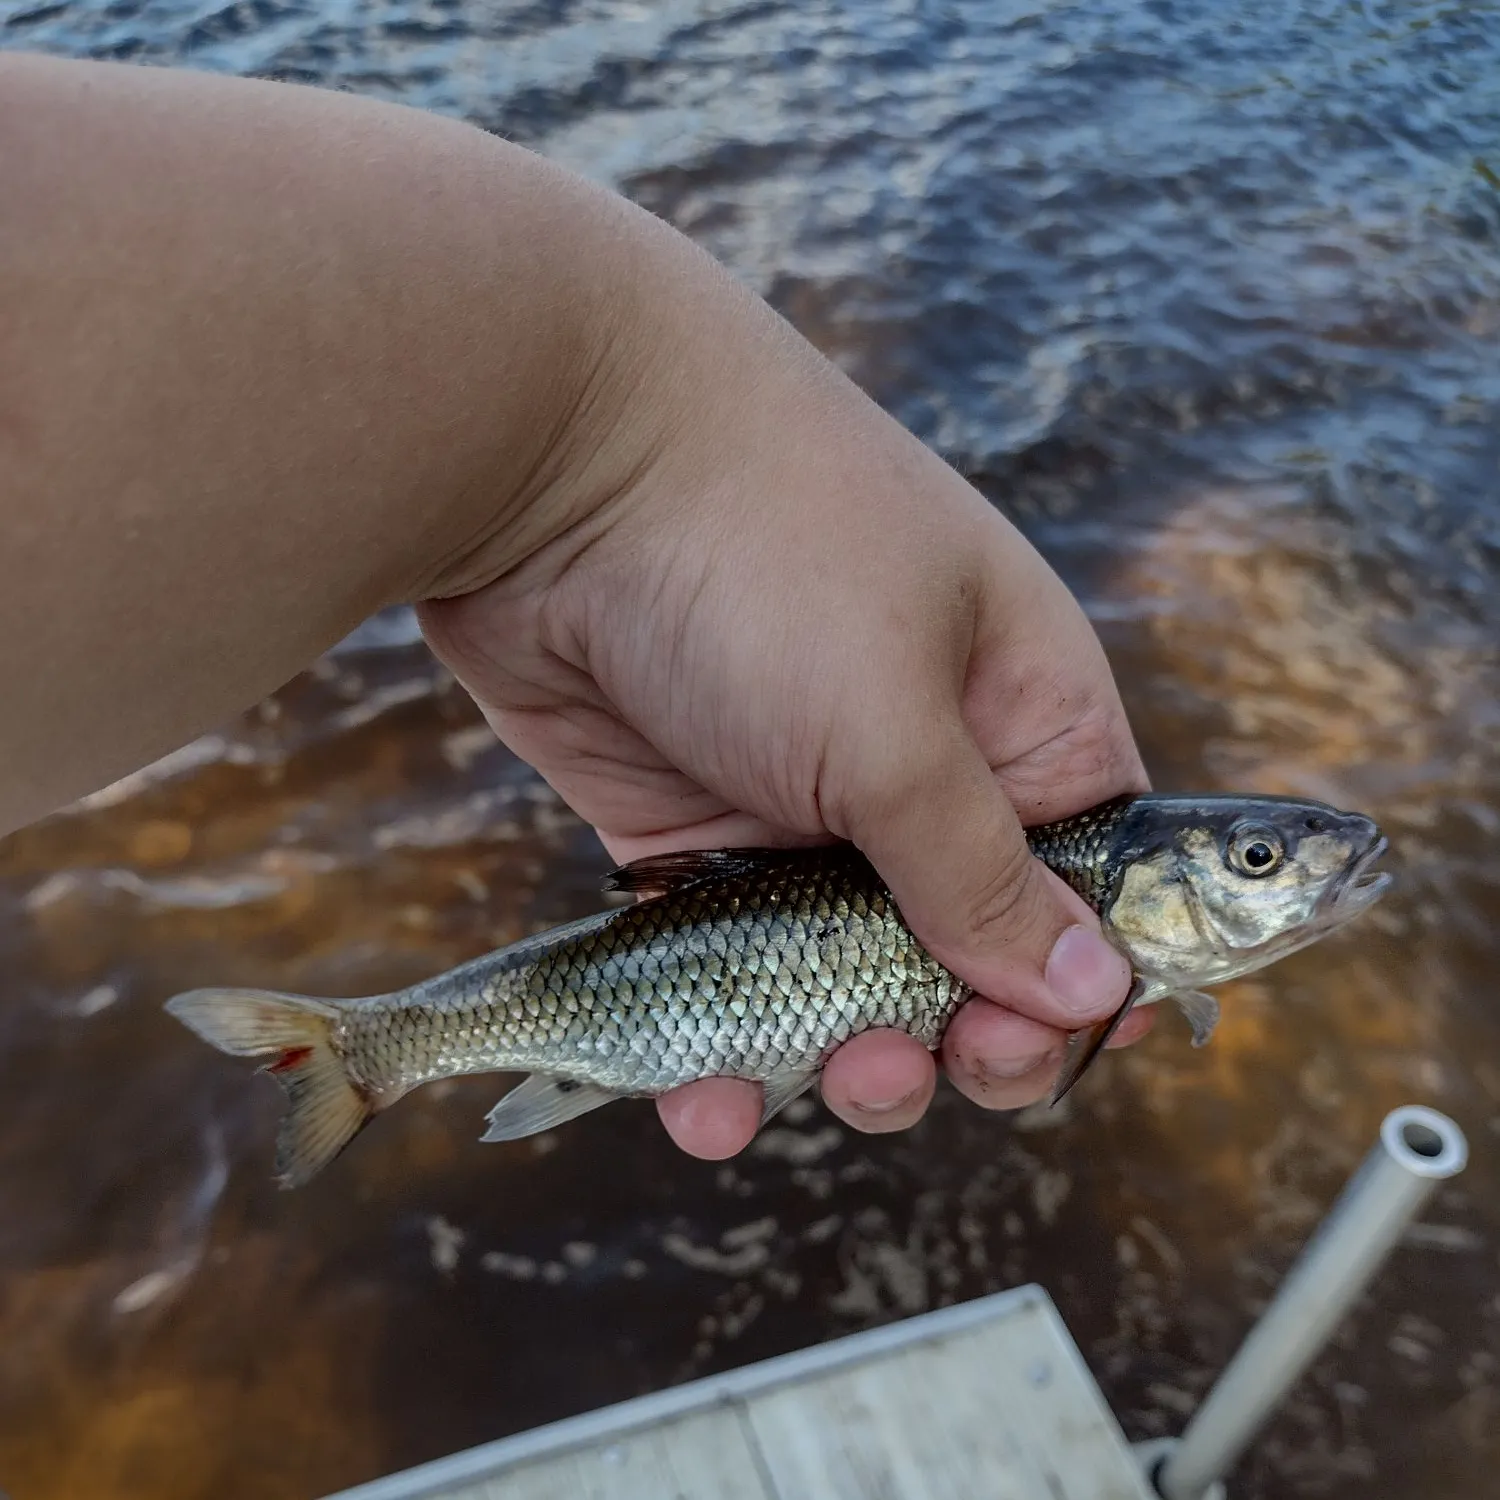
[1380,1105,1468,1179]
[1401,1121,1444,1159]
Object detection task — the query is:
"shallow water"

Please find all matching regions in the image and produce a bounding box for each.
[2,2,1498,1497]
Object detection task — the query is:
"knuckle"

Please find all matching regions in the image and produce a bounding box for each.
[953,837,1048,947]
[1001,698,1147,819]
[815,724,954,842]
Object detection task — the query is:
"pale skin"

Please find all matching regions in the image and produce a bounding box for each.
[1,54,1152,1160]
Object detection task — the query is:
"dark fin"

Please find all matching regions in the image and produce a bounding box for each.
[165,988,372,1189]
[1047,976,1148,1107]
[759,1070,817,1126]
[603,847,791,899]
[480,1074,620,1142]
[1173,989,1221,1047]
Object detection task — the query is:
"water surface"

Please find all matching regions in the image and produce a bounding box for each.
[2,2,1498,1497]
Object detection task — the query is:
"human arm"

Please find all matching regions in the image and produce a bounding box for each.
[0,54,1147,1156]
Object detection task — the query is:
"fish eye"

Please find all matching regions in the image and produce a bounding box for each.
[1227,826,1285,877]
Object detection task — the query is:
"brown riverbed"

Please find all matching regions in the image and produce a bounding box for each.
[3,2,1498,1497]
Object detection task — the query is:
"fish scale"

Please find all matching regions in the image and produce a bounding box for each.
[1026,794,1137,910]
[338,855,960,1105]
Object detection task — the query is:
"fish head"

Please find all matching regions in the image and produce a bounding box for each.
[1102,795,1390,988]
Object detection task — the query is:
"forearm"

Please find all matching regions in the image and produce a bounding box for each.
[0,55,680,834]
[1,59,1152,1141]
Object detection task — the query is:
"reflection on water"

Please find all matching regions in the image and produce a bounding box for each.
[2,2,1498,1498]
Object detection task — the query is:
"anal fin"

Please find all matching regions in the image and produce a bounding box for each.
[480,1074,619,1143]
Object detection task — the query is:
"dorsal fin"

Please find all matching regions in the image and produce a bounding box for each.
[603,846,793,899]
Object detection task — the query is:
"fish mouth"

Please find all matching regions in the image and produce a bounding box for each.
[1327,833,1392,917]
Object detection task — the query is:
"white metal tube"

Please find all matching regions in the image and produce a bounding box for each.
[1156,1105,1469,1500]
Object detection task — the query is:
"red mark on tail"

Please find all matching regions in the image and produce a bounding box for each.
[268,1046,314,1074]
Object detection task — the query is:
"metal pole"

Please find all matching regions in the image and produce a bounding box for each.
[1154,1105,1469,1500]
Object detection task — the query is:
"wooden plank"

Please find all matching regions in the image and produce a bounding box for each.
[428,1407,772,1500]
[321,1287,1154,1500]
[744,1303,1153,1500]
[982,1297,1157,1500]
[745,1331,1037,1500]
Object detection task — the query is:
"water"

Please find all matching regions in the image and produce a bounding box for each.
[2,2,1497,1496]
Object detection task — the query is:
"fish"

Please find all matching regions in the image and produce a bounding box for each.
[164,792,1390,1187]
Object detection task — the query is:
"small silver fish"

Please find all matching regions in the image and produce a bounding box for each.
[165,793,1389,1187]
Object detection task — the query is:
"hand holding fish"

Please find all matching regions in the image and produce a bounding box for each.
[414,332,1153,1156]
[0,58,1391,1187]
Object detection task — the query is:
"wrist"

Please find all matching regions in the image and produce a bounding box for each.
[413,164,830,604]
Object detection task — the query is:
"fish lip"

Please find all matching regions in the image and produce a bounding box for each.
[1329,832,1392,913]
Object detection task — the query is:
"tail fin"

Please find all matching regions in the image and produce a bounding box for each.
[165,989,373,1189]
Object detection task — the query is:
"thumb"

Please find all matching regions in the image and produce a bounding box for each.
[824,713,1132,1034]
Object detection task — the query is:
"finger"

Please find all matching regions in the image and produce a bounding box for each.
[656,1000,1153,1157]
[944,979,1160,1106]
[941,1000,1068,1110]
[820,1029,937,1134]
[1105,1005,1155,1049]
[964,571,1150,824]
[827,713,1132,1034]
[655,1076,762,1159]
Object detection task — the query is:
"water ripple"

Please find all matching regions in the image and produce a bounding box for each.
[2,4,1498,1499]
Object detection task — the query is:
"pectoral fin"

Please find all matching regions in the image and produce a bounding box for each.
[1172,989,1220,1047]
[480,1074,620,1142]
[759,1070,817,1126]
[1048,976,1155,1107]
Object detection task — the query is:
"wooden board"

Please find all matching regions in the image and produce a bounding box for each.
[747,1315,1150,1500]
[453,1408,771,1500]
[323,1286,1155,1500]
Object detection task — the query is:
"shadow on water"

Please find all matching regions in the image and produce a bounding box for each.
[2,1,1498,1497]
